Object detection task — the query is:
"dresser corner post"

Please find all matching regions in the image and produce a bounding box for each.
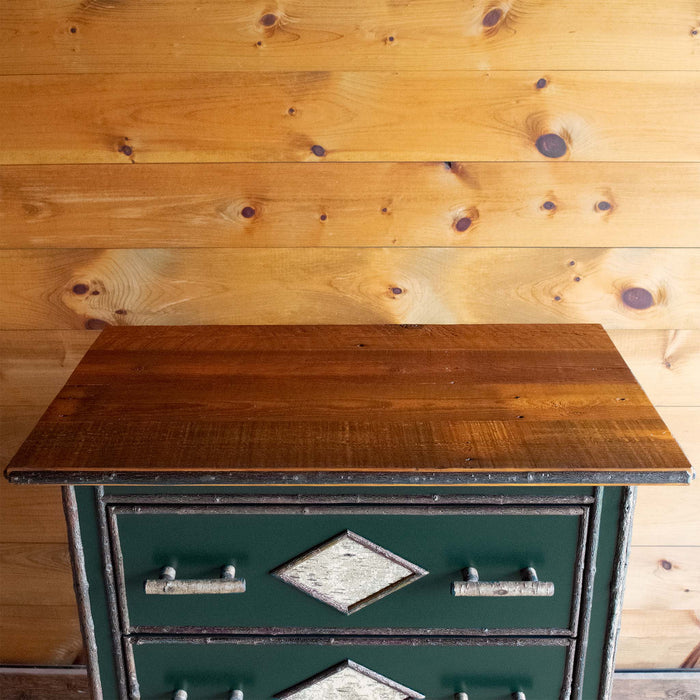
[598,486,637,699]
[62,485,104,700]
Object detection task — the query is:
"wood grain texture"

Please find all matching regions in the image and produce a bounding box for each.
[0,543,75,606]
[3,163,700,249]
[0,667,90,700]
[616,607,700,669]
[631,409,700,547]
[0,331,97,405]
[623,547,700,610]
[1,72,699,164]
[2,0,699,73]
[0,406,69,544]
[0,667,90,699]
[609,331,700,407]
[4,324,692,482]
[1,248,699,330]
[0,605,82,665]
[612,670,700,694]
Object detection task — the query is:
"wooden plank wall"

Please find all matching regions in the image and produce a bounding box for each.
[0,0,698,670]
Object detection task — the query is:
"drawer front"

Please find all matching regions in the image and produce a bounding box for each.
[129,638,571,700]
[111,503,586,634]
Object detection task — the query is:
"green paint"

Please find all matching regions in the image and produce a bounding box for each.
[78,485,623,699]
[133,641,570,699]
[117,508,581,632]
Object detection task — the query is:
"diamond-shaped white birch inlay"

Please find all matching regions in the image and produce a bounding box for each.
[274,659,425,700]
[270,530,428,614]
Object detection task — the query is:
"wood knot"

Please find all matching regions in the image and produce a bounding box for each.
[536,78,548,89]
[85,318,108,330]
[454,216,472,232]
[72,283,89,295]
[241,206,256,219]
[260,13,277,26]
[596,200,612,212]
[542,200,556,211]
[536,133,567,158]
[311,145,326,157]
[482,8,503,27]
[621,287,654,310]
[118,144,133,157]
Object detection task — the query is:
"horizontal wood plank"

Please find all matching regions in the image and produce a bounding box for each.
[1,72,698,164]
[0,667,90,700]
[623,547,700,610]
[5,325,691,482]
[610,331,700,407]
[0,477,67,545]
[1,248,698,330]
[2,0,698,73]
[3,163,700,248]
[0,543,74,607]
[0,331,97,405]
[617,612,700,670]
[612,671,700,693]
[0,605,82,665]
[2,331,697,410]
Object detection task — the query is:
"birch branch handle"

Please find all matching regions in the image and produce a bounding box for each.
[145,564,246,595]
[451,566,554,597]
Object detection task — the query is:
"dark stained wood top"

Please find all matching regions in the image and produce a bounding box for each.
[4,325,694,485]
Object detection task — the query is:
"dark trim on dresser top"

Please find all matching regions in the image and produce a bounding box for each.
[9,469,693,485]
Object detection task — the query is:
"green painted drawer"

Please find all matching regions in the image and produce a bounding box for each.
[129,638,572,699]
[111,502,587,634]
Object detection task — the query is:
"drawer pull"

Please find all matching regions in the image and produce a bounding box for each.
[145,564,246,595]
[455,693,525,699]
[451,566,554,597]
[173,690,243,699]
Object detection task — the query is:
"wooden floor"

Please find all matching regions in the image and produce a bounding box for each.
[0,0,698,671]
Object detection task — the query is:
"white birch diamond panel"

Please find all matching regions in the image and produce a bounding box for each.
[270,530,428,614]
[275,660,425,700]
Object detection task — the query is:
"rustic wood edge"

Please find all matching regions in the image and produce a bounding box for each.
[62,486,102,700]
[571,488,603,699]
[600,486,638,699]
[93,486,128,699]
[6,469,695,486]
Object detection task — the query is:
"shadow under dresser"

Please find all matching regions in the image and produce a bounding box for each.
[5,324,693,700]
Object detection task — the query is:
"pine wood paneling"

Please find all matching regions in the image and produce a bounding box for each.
[0,331,97,405]
[2,72,699,164]
[0,605,82,666]
[0,543,74,606]
[2,0,698,73]
[630,408,700,547]
[623,547,700,610]
[617,613,700,670]
[612,672,700,697]
[1,248,699,330]
[609,331,700,407]
[0,667,90,699]
[3,163,699,249]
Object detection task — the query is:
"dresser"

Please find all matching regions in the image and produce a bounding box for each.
[5,324,693,700]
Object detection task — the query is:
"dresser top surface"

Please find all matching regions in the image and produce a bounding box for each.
[5,324,693,485]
